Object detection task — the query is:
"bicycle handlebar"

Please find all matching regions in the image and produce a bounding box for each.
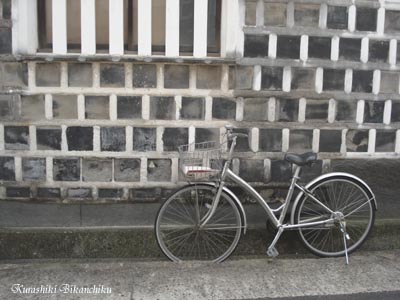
[229,133,248,139]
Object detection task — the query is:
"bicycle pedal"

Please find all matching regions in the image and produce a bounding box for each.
[267,247,279,257]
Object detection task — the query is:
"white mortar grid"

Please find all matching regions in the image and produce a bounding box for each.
[0,187,5,199]
[189,125,195,144]
[122,188,129,201]
[341,129,347,155]
[282,128,289,152]
[398,75,400,94]
[92,62,100,88]
[126,126,133,152]
[264,159,271,182]
[313,129,320,153]
[331,36,340,61]
[60,62,68,88]
[286,2,294,28]
[77,94,85,120]
[315,67,323,94]
[205,96,212,121]
[142,95,150,120]
[157,126,164,153]
[319,3,328,29]
[356,99,365,124]
[46,157,53,182]
[0,125,4,151]
[171,157,179,183]
[189,65,197,91]
[93,186,98,200]
[111,158,115,182]
[251,127,259,152]
[377,7,385,35]
[109,94,117,121]
[389,39,397,66]
[157,64,164,89]
[93,125,100,152]
[361,37,369,63]
[28,87,235,98]
[253,65,262,91]
[236,97,244,121]
[282,67,291,92]
[44,94,53,120]
[15,95,21,120]
[232,158,240,175]
[396,130,400,153]
[348,5,356,32]
[373,70,381,95]
[268,97,276,122]
[61,125,68,151]
[368,129,376,154]
[328,98,336,123]
[298,98,306,123]
[321,159,330,174]
[175,95,182,120]
[383,99,392,125]
[256,0,264,27]
[300,35,308,62]
[14,156,22,181]
[344,69,353,94]
[268,34,277,58]
[28,62,36,88]
[140,157,148,182]
[221,65,229,92]
[29,125,36,151]
[125,63,133,89]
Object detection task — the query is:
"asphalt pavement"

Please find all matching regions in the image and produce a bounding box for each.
[0,250,399,300]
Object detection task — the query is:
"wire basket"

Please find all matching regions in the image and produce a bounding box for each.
[178,141,223,181]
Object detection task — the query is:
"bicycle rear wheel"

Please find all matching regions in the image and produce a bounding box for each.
[155,184,242,262]
[295,176,375,257]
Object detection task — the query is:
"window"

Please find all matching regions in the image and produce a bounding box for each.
[37,0,221,55]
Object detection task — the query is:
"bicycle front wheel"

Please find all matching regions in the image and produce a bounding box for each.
[295,176,375,257]
[155,184,242,262]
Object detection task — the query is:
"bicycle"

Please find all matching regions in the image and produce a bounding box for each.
[155,125,377,264]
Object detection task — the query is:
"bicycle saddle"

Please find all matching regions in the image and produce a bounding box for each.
[284,152,317,166]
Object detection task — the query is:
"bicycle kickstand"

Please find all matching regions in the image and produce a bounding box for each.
[340,220,351,265]
[267,227,284,258]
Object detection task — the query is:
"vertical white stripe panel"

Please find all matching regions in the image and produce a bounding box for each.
[193,0,208,58]
[12,0,38,54]
[221,0,239,57]
[138,0,152,56]
[81,0,96,55]
[109,0,124,55]
[52,0,67,54]
[166,0,180,56]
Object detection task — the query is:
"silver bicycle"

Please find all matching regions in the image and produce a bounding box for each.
[155,125,377,264]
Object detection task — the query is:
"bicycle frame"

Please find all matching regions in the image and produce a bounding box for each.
[200,136,336,231]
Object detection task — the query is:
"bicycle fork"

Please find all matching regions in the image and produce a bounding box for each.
[199,162,231,227]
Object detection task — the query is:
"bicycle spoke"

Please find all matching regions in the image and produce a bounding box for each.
[297,178,374,257]
[156,186,241,262]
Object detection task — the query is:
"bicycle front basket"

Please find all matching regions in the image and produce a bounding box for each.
[178,141,223,181]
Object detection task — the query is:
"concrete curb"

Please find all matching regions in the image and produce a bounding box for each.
[0,250,400,300]
[0,219,399,260]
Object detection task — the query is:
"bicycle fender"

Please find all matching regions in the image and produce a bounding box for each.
[290,172,377,225]
[200,183,248,235]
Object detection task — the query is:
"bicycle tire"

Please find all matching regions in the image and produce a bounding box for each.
[295,176,376,257]
[155,184,242,262]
